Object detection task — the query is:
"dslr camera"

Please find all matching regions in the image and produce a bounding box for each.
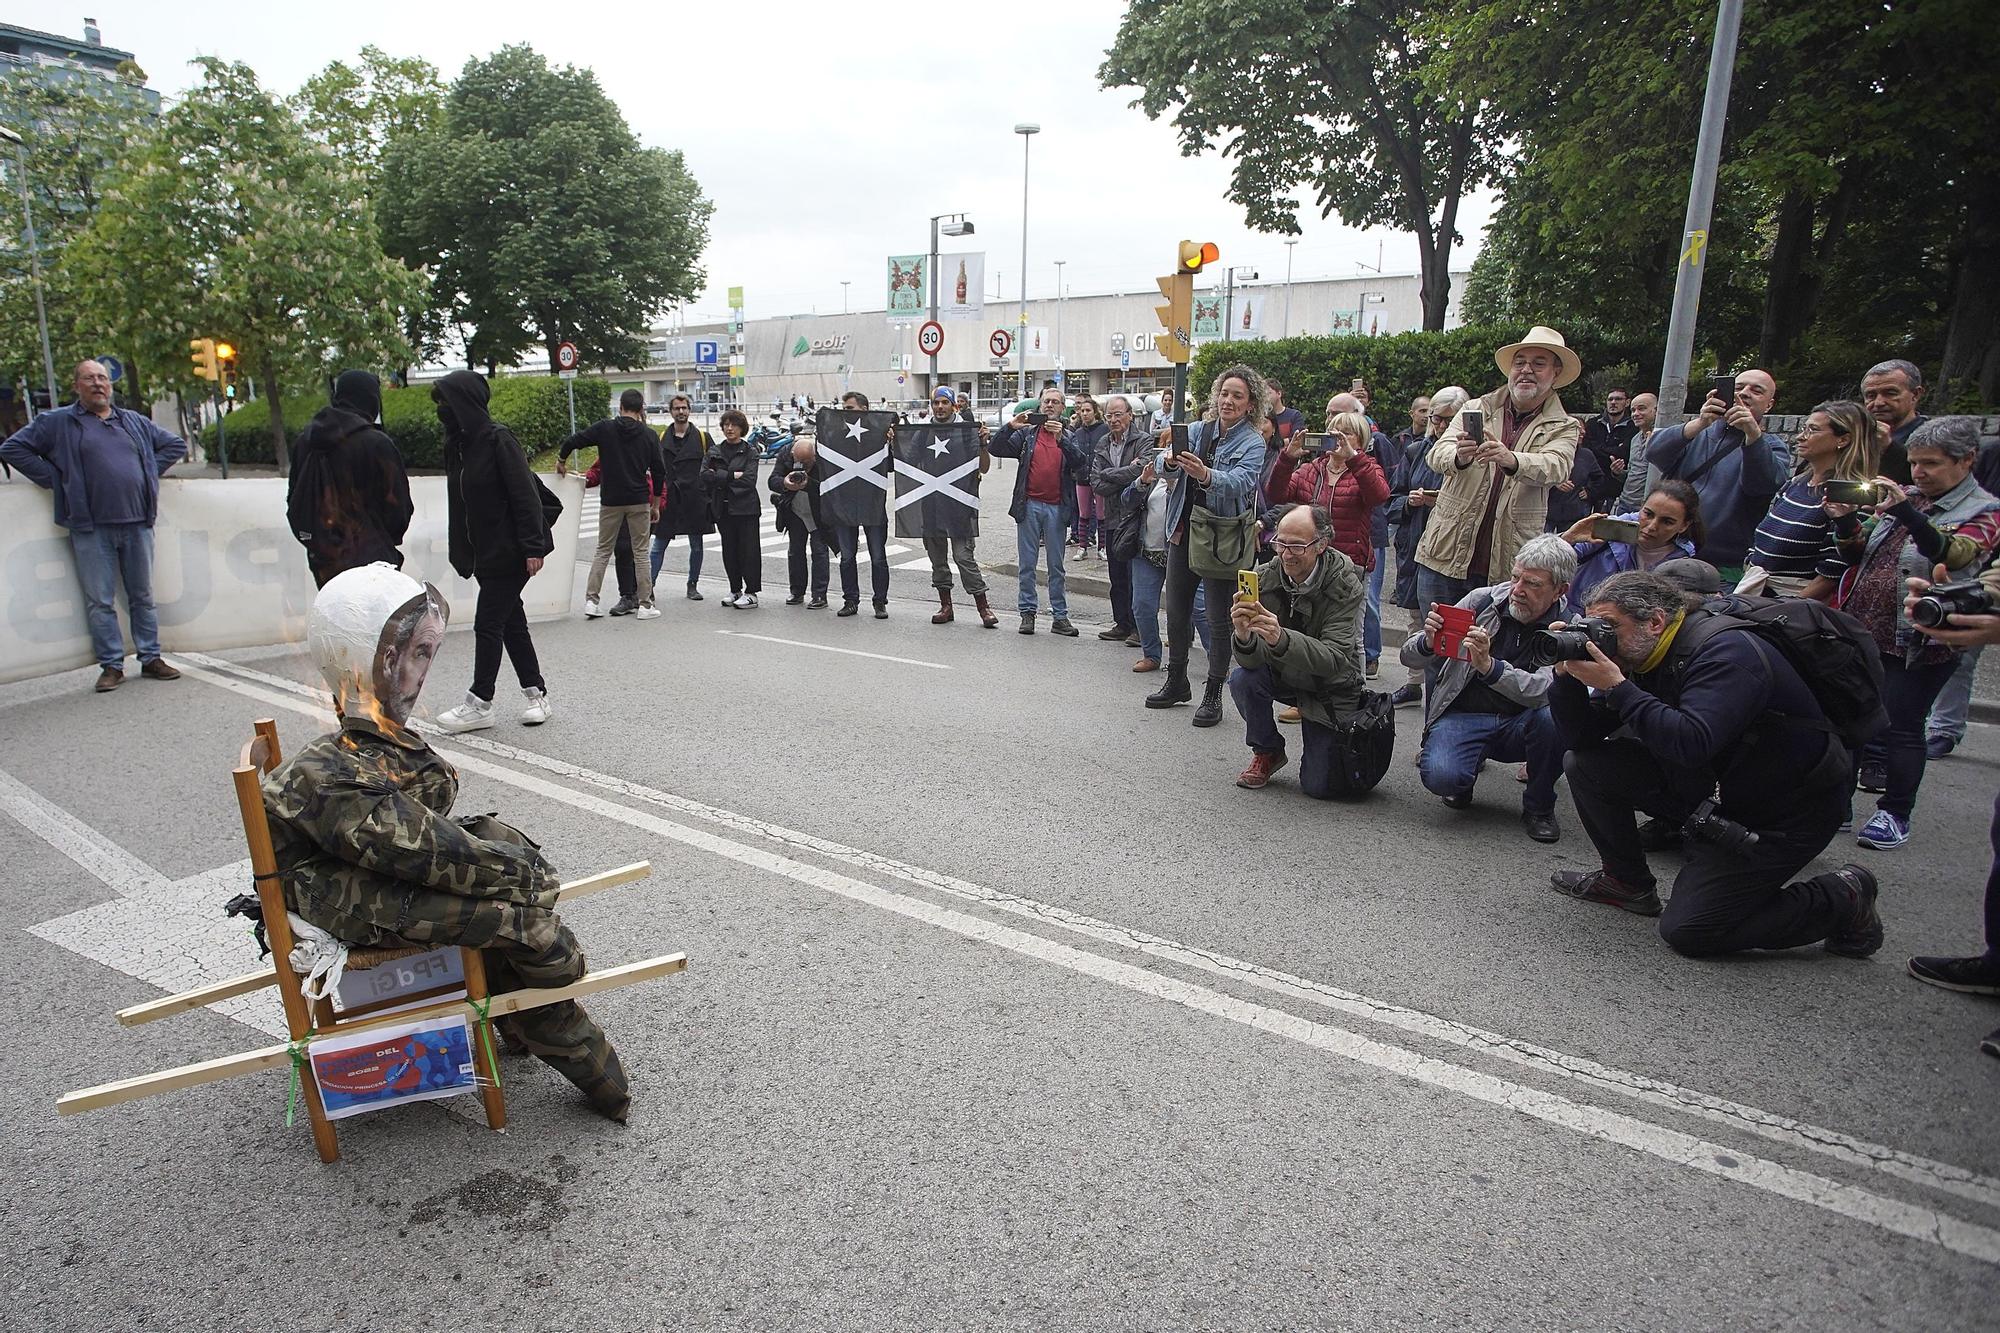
[1529,615,1619,665]
[1911,579,1996,629]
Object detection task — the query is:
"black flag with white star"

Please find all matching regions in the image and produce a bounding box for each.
[814,408,895,528]
[892,419,981,538]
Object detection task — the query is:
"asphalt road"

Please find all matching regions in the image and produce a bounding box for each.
[2,501,1997,1330]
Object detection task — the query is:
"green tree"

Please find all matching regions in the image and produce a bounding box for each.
[1100,0,1505,331]
[378,45,712,374]
[0,62,157,401]
[64,59,424,470]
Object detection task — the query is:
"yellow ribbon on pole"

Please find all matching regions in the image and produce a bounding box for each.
[1681,229,1708,268]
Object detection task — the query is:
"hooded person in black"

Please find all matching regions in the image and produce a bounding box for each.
[432,369,555,732]
[556,388,667,617]
[286,370,415,587]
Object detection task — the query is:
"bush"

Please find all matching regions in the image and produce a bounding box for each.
[198,374,612,468]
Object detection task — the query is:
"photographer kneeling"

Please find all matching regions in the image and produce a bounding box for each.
[1548,570,1881,959]
[1227,503,1366,794]
[1401,533,1575,843]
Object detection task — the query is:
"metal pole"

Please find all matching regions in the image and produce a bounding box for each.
[1223,268,1234,343]
[216,393,229,479]
[8,139,60,412]
[841,281,850,313]
[1657,0,1743,432]
[927,216,940,394]
[565,378,576,434]
[1015,124,1037,402]
[1054,260,1064,385]
[1283,240,1296,338]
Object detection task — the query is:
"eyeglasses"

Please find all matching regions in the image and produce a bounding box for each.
[1271,538,1325,554]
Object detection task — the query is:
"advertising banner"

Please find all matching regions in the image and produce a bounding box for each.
[937,252,985,322]
[885,255,928,320]
[0,473,584,685]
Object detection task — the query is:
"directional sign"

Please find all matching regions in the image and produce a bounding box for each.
[97,355,123,383]
[917,321,945,357]
[989,329,1013,359]
[555,341,580,372]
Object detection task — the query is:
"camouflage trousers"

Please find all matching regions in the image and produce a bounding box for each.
[283,816,630,1121]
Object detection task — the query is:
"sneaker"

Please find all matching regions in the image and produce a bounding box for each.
[1550,868,1663,917]
[1237,751,1289,789]
[1907,954,2000,995]
[1390,683,1422,708]
[808,596,829,610]
[519,686,551,726]
[1098,624,1132,641]
[634,602,661,620]
[686,584,704,601]
[720,593,738,608]
[434,691,495,733]
[736,593,759,609]
[1522,809,1560,843]
[1926,734,1958,760]
[837,602,859,617]
[1050,618,1079,637]
[1856,811,1910,849]
[608,597,639,616]
[584,597,604,619]
[1822,864,1882,957]
[1019,612,1036,635]
[1856,761,1887,793]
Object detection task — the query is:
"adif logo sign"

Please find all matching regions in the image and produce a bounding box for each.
[791,334,850,358]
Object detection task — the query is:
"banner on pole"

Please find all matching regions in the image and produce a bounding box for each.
[938,253,985,322]
[885,255,928,320]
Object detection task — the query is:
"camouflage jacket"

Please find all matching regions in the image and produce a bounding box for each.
[261,718,561,948]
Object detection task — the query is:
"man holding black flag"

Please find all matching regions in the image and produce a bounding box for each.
[1547,569,1883,960]
[820,391,897,619]
[897,387,996,627]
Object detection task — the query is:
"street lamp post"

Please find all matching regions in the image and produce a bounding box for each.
[1282,239,1297,339]
[1013,123,1038,402]
[841,280,850,313]
[1223,266,1258,343]
[0,125,61,418]
[928,212,974,396]
[1054,259,1065,386]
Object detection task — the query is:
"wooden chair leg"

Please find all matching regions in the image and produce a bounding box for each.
[458,948,508,1133]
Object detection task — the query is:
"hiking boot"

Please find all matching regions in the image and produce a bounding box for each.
[1050,618,1079,637]
[608,597,639,616]
[1856,761,1888,793]
[1019,612,1036,635]
[435,691,495,733]
[1522,809,1561,843]
[519,686,552,726]
[1823,864,1882,957]
[1856,811,1910,850]
[1907,954,2000,995]
[1237,751,1288,789]
[932,590,955,624]
[974,594,999,628]
[1146,671,1192,708]
[1192,680,1225,727]
[584,596,604,618]
[1550,868,1663,917]
[140,657,180,681]
[94,667,123,693]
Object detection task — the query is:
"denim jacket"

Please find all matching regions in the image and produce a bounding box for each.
[0,403,187,532]
[1165,417,1263,541]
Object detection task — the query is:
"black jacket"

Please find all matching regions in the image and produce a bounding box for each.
[767,442,824,533]
[558,415,666,508]
[287,370,413,582]
[702,435,761,518]
[436,370,551,579]
[658,424,715,535]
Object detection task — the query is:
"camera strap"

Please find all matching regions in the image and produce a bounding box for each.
[1678,432,1745,488]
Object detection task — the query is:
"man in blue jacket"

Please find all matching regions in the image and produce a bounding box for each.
[1645,369,1789,578]
[0,360,187,692]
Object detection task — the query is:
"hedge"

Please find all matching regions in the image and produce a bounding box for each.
[198,375,613,468]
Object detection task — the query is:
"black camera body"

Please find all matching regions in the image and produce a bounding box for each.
[1910,579,1995,629]
[1683,798,1760,853]
[1531,616,1619,664]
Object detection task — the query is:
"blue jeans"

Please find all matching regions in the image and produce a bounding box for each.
[1229,665,1342,798]
[650,530,704,585]
[1419,707,1561,813]
[834,523,890,607]
[1415,564,1472,617]
[1364,547,1386,662]
[1017,499,1068,618]
[1131,555,1210,661]
[1927,647,1980,743]
[70,523,160,669]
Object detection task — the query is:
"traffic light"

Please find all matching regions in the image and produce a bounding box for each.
[189,338,218,381]
[1178,240,1219,275]
[1155,272,1194,364]
[215,342,237,399]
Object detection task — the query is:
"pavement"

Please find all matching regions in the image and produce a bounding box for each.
[2,467,1998,1329]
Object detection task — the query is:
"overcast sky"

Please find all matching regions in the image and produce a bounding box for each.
[34,2,1495,326]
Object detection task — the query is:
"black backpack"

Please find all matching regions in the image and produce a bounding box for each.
[1321,689,1397,797]
[1666,596,1888,749]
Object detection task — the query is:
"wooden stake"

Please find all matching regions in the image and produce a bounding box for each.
[60,953,687,1116]
[112,861,655,1028]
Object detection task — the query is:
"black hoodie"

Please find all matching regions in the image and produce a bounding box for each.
[435,370,551,578]
[557,414,666,507]
[286,370,414,585]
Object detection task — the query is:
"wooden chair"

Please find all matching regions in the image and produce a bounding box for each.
[231,718,506,1163]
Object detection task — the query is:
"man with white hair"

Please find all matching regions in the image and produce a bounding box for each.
[1400,533,1576,843]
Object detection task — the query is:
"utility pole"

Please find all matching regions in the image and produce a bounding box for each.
[1282,239,1297,339]
[1657,0,1744,430]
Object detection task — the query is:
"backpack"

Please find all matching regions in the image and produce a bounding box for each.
[1321,689,1397,798]
[1665,596,1888,749]
[285,440,333,548]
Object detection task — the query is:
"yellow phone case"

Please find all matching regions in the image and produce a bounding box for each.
[1237,569,1260,602]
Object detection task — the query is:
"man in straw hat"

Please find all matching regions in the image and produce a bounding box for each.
[1412,327,1582,616]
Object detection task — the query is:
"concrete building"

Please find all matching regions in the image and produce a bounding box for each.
[0,18,159,109]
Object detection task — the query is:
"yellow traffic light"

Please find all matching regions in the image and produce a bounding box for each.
[189,337,218,381]
[1155,272,1193,364]
[1178,240,1219,274]
[214,342,235,363]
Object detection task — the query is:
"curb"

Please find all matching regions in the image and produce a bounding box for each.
[988,561,1115,600]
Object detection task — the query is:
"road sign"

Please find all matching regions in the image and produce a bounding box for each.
[694,340,718,367]
[559,369,578,381]
[1120,351,1131,370]
[97,355,123,383]
[917,321,945,357]
[989,329,1012,358]
[555,341,580,372]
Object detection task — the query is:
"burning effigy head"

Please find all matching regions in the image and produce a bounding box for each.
[307,563,450,726]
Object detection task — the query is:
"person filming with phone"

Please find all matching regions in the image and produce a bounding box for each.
[1647,369,1790,580]
[1226,503,1365,794]
[1546,570,1883,960]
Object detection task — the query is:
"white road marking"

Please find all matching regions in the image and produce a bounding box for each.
[168,654,2000,1261]
[714,630,950,670]
[889,556,932,570]
[0,767,165,894]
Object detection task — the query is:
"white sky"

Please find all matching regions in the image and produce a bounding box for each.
[31,2,1494,325]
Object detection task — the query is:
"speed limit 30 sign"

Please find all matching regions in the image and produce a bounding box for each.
[555,341,580,372]
[917,321,945,357]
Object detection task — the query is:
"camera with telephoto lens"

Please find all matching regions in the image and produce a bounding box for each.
[1910,579,1996,629]
[1683,798,1759,853]
[1530,615,1619,664]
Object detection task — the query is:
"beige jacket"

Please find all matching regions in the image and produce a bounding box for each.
[1412,387,1579,580]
